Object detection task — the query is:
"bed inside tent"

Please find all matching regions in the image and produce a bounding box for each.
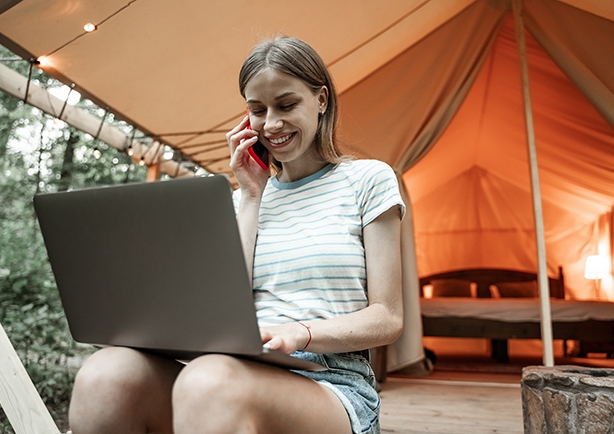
[337,0,614,364]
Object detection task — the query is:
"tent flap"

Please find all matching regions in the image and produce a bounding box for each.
[524,0,614,129]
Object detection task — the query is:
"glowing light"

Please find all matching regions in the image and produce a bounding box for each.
[37,56,51,67]
[84,23,97,32]
[93,147,102,159]
[585,255,610,280]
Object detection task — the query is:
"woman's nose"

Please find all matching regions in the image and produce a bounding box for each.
[264,112,283,132]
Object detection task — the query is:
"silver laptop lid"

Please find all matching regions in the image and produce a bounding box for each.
[34,175,263,358]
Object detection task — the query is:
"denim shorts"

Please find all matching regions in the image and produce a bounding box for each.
[291,350,380,434]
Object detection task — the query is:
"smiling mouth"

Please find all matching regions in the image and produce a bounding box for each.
[268,133,295,146]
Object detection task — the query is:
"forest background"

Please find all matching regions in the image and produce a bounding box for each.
[0,44,151,433]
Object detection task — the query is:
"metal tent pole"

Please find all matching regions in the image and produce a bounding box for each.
[512,0,554,367]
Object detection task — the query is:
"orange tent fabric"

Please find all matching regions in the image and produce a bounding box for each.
[337,0,614,301]
[403,10,614,301]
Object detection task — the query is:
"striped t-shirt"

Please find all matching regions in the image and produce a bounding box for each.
[233,159,405,327]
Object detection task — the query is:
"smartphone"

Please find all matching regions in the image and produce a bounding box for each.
[245,109,269,170]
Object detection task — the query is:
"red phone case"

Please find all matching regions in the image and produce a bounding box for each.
[245,109,269,171]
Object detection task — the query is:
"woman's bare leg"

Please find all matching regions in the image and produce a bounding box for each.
[172,354,352,434]
[69,346,183,434]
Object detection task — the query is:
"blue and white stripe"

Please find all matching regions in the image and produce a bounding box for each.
[234,159,405,326]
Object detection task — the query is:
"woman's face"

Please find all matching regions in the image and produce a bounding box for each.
[245,68,327,168]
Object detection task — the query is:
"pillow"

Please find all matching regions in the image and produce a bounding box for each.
[430,279,473,297]
[493,280,538,298]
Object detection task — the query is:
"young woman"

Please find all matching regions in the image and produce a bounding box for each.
[68,36,404,434]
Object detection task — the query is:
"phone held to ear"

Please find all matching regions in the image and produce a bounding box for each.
[245,109,269,171]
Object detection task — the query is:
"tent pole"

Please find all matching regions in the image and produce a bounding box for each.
[512,0,554,367]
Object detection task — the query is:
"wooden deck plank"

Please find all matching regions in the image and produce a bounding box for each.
[379,377,523,434]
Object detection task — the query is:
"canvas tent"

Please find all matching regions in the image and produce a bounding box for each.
[395,3,614,303]
[0,0,614,375]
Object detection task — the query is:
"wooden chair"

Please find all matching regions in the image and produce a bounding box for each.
[0,322,63,434]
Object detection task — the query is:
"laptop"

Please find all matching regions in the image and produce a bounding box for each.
[33,175,325,372]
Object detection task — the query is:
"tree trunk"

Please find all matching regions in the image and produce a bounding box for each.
[58,129,78,192]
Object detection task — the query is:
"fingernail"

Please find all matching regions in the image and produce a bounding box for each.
[263,343,271,349]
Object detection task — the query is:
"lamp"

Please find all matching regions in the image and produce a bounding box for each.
[83,23,97,32]
[585,255,610,298]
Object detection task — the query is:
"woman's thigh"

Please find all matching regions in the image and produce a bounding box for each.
[69,346,183,434]
[172,354,353,434]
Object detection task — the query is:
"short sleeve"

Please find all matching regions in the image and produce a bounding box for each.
[232,188,241,215]
[355,160,406,226]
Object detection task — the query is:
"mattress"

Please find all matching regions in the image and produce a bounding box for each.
[420,298,614,323]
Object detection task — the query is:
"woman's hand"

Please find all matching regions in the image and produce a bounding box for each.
[226,116,270,197]
[260,322,312,355]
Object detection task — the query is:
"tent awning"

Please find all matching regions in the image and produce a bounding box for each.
[2,0,614,370]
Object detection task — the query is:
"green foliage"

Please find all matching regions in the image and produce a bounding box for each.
[0,48,147,432]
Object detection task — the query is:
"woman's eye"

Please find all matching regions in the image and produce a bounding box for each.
[280,103,296,111]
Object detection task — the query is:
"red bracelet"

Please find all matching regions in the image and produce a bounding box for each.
[297,322,312,351]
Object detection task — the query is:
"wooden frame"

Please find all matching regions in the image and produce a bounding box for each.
[419,267,565,299]
[0,323,61,434]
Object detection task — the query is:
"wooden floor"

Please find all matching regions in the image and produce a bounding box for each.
[379,351,614,434]
[379,373,523,434]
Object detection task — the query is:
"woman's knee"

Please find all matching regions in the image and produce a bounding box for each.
[173,354,248,404]
[74,346,180,400]
[71,347,182,432]
[75,347,143,393]
[172,354,261,433]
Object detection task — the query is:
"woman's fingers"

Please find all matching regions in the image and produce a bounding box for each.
[226,116,253,154]
[259,324,305,354]
[227,115,269,195]
[229,135,258,172]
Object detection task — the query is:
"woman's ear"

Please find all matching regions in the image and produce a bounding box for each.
[317,86,329,114]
